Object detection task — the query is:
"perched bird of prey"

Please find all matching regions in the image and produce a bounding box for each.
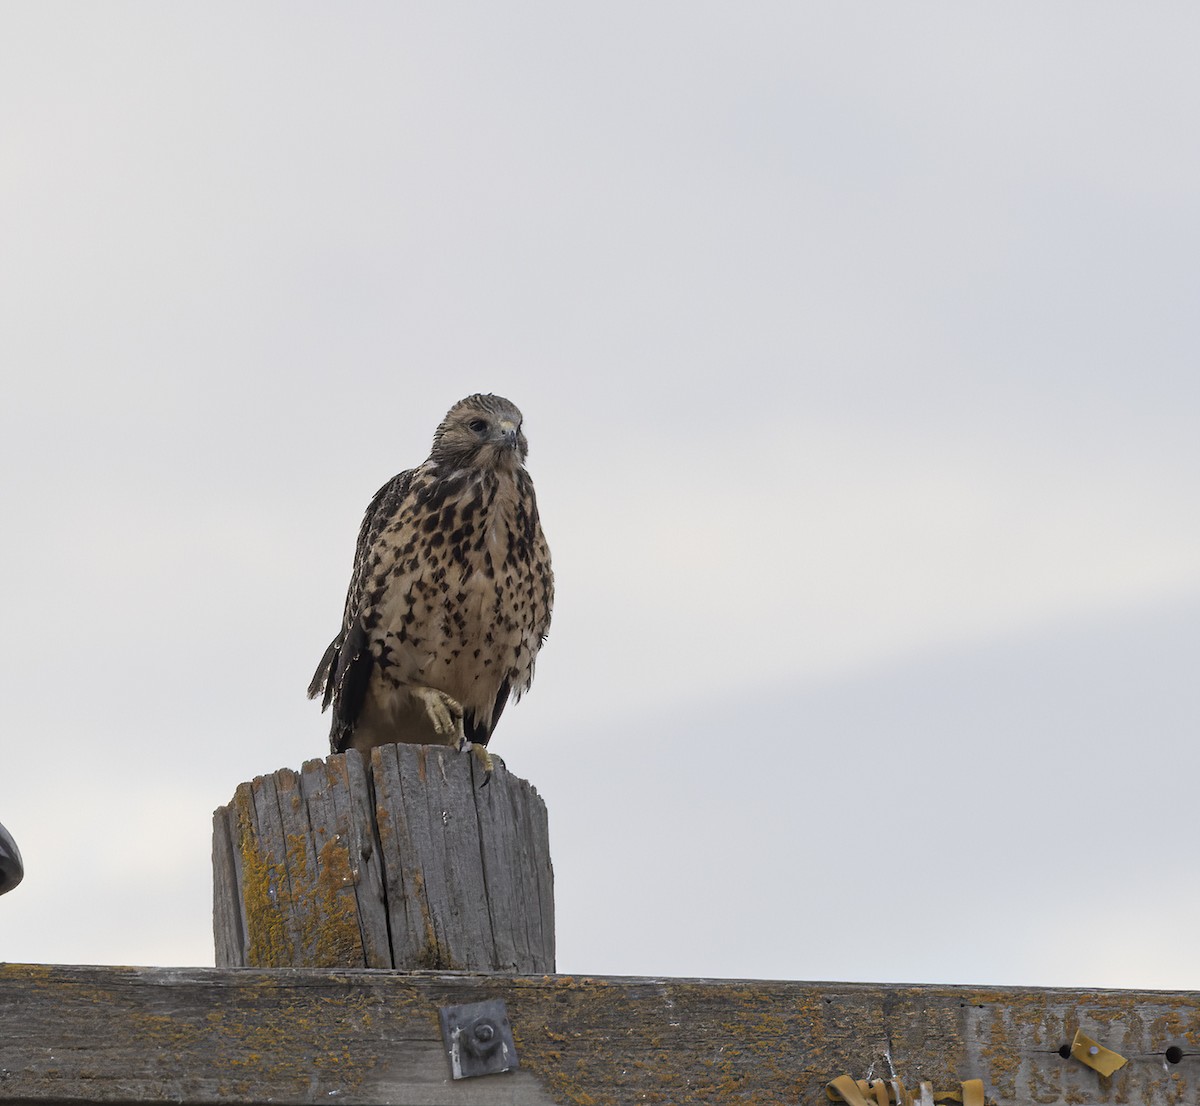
[308,394,553,778]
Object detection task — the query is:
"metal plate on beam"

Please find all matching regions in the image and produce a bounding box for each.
[439,998,518,1080]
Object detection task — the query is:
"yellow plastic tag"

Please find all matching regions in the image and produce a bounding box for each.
[1070,1028,1128,1077]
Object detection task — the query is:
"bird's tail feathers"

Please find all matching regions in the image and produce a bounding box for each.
[307,636,342,708]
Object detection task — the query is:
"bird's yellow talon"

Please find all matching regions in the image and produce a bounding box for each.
[411,686,464,738]
[469,742,494,785]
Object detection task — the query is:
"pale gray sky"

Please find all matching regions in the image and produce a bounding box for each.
[2,4,1199,988]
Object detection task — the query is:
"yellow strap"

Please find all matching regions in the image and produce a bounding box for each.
[828,1073,985,1106]
[867,1081,891,1106]
[827,1075,874,1105]
[960,1079,985,1106]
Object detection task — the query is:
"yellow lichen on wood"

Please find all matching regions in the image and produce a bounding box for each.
[308,835,366,967]
[234,786,366,969]
[235,789,292,968]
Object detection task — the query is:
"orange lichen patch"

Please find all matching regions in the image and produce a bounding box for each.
[310,836,368,967]
[507,977,838,1106]
[235,790,366,969]
[235,791,291,968]
[0,967,393,1101]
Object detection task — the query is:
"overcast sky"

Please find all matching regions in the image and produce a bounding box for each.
[2,4,1199,991]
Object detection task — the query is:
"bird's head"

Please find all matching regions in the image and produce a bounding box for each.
[430,394,529,472]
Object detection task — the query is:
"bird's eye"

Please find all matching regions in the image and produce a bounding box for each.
[468,418,488,434]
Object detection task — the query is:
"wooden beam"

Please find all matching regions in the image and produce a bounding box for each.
[0,964,1195,1104]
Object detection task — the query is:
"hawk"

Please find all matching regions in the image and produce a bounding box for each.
[308,393,553,778]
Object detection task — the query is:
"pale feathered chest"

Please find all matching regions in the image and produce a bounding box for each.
[358,466,553,717]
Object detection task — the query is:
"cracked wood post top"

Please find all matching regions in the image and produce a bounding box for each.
[211,744,554,972]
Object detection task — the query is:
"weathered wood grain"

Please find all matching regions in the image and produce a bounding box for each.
[372,744,555,972]
[212,753,389,968]
[0,965,1196,1105]
[212,747,554,972]
[298,749,392,966]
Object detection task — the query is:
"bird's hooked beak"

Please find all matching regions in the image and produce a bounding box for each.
[496,419,519,449]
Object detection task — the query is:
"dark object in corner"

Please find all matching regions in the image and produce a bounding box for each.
[0,821,23,896]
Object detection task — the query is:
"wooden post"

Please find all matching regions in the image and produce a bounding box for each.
[211,744,554,972]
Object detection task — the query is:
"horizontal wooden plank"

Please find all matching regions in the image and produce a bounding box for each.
[0,964,1196,1104]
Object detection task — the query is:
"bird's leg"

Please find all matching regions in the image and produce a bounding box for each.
[409,686,465,744]
[408,686,491,785]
